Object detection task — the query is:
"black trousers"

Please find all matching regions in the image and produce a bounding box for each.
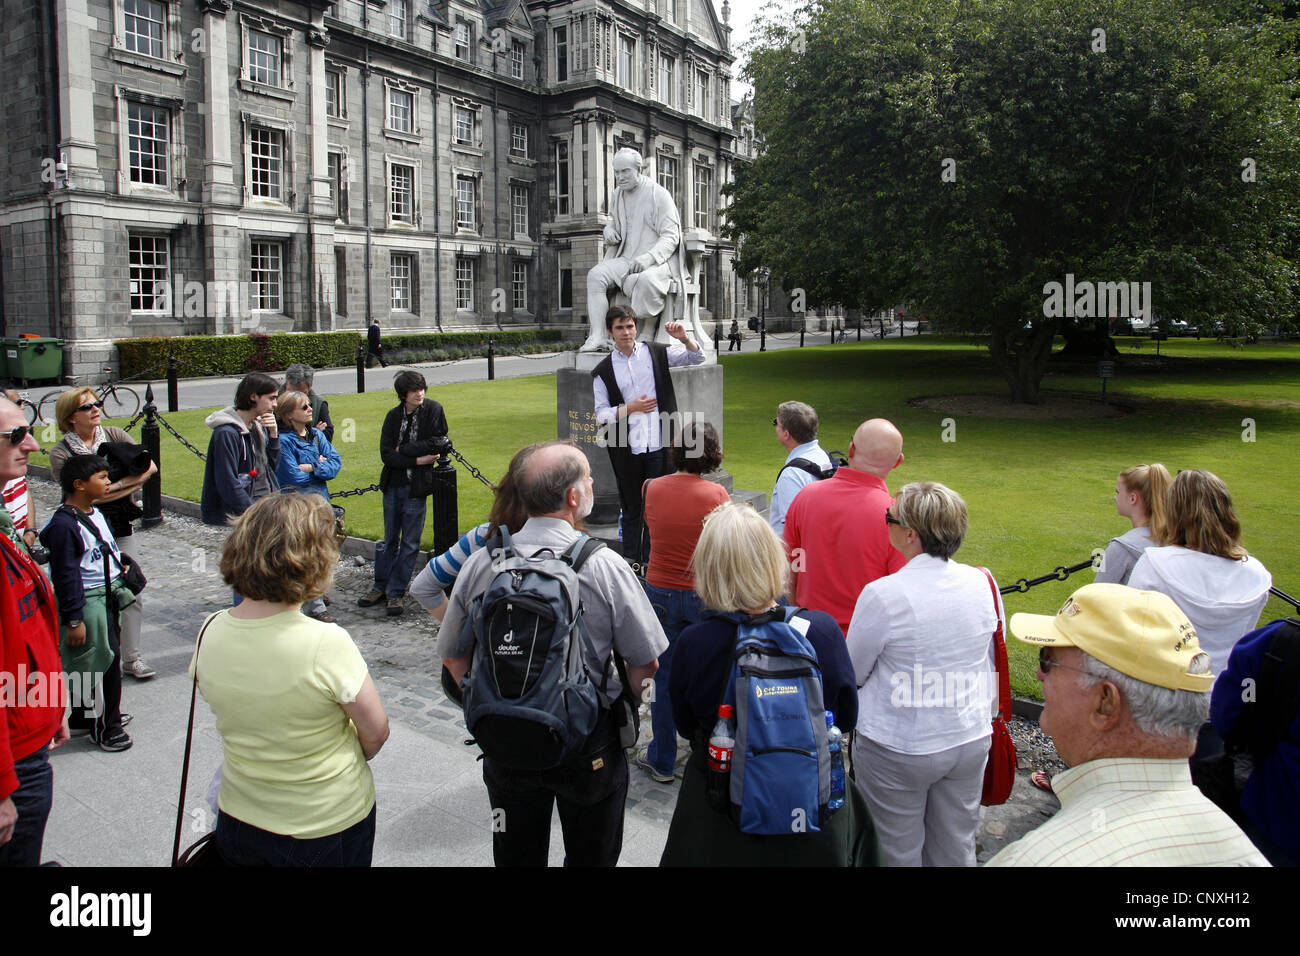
[67,602,123,737]
[605,446,669,563]
[483,713,628,867]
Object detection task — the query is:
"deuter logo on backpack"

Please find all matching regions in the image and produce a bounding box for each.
[719,607,838,835]
[459,527,607,770]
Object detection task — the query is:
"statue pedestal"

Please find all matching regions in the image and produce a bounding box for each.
[557,354,726,526]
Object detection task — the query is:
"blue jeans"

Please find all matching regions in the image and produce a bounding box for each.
[215,804,376,867]
[0,745,53,867]
[375,484,427,598]
[643,583,704,777]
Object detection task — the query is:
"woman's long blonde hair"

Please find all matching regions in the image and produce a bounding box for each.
[1119,462,1172,540]
[1158,469,1247,560]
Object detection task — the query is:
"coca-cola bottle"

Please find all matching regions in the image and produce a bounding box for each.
[707,704,736,812]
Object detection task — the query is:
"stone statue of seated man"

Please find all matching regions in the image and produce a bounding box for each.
[581,147,687,352]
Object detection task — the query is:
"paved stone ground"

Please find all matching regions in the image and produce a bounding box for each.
[28,475,1061,867]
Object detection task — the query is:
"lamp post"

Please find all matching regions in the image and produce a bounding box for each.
[758,267,770,352]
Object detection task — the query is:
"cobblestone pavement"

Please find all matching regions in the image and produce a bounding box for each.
[28,475,1060,866]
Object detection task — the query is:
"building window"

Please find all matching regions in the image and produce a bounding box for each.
[511,40,526,80]
[670,0,679,24]
[455,257,474,310]
[555,142,569,215]
[127,101,170,187]
[325,69,342,117]
[454,105,475,146]
[250,241,283,311]
[510,122,529,157]
[456,175,476,230]
[694,163,713,230]
[335,247,347,316]
[512,261,528,311]
[511,185,529,236]
[247,29,282,87]
[388,88,414,133]
[659,54,674,107]
[128,234,169,312]
[327,151,346,220]
[391,253,414,311]
[454,21,471,61]
[390,163,415,224]
[554,26,567,81]
[123,0,165,59]
[657,154,677,204]
[558,249,572,309]
[618,36,635,90]
[248,126,284,199]
[390,0,409,40]
[699,264,709,311]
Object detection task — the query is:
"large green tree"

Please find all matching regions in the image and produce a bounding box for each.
[728,0,1300,402]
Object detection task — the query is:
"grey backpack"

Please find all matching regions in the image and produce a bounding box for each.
[459,527,607,770]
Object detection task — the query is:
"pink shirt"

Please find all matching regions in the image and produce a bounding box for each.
[784,468,905,634]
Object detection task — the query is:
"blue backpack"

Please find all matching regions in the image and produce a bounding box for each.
[723,607,831,835]
[459,528,607,771]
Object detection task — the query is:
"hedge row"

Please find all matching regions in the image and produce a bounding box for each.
[114,329,566,380]
[115,332,362,380]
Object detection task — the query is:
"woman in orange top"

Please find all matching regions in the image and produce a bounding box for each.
[637,421,729,784]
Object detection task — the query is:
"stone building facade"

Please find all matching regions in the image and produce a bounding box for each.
[0,0,744,380]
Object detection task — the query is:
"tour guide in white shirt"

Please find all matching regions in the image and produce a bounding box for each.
[592,305,704,561]
[987,583,1268,867]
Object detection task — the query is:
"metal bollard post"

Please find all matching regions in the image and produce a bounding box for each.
[430,452,458,556]
[713,324,721,352]
[167,352,179,413]
[487,338,495,381]
[799,325,805,348]
[760,319,767,352]
[356,343,366,394]
[857,321,862,342]
[141,384,163,528]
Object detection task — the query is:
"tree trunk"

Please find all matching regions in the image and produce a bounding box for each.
[988,321,1057,404]
[1057,318,1119,359]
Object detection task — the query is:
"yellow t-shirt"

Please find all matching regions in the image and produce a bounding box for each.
[190,609,375,839]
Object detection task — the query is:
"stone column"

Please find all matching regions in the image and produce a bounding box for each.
[200,0,242,334]
[307,20,336,331]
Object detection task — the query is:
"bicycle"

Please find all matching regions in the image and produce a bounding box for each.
[35,367,141,424]
[16,392,41,427]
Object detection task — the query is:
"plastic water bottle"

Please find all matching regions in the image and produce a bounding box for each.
[618,512,624,542]
[707,704,736,812]
[825,711,845,813]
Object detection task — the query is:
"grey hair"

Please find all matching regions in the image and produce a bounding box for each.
[776,401,818,444]
[1075,651,1211,743]
[612,146,644,170]
[893,481,967,560]
[518,443,586,515]
[284,363,314,388]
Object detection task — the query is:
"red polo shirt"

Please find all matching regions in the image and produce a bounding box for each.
[783,468,905,634]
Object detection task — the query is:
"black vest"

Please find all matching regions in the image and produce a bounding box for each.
[591,342,679,446]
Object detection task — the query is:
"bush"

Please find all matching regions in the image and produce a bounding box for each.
[115,332,363,380]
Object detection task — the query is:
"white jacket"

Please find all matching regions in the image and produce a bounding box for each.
[1128,546,1272,677]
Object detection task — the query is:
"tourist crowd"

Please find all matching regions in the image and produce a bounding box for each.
[0,339,1292,868]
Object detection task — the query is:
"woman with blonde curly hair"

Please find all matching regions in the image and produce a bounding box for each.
[189,493,389,866]
[1129,469,1272,680]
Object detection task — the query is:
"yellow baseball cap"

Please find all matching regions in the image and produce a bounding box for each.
[1009,583,1214,692]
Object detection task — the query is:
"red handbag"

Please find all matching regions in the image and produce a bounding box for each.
[977,568,1017,806]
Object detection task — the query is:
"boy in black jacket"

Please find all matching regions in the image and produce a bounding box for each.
[358,371,449,616]
[200,373,281,525]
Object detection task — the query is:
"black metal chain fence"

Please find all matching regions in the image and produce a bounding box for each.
[999,557,1098,596]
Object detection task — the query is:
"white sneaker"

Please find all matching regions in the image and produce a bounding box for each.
[123,659,156,680]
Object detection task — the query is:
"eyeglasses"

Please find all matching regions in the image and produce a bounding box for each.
[1038,648,1089,677]
[76,400,105,413]
[2,425,33,445]
[884,508,903,527]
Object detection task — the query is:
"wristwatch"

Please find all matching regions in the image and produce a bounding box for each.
[66,619,82,629]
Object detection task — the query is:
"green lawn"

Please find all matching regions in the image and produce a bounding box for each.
[35,335,1298,698]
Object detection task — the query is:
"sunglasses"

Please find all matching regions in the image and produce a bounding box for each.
[1038,647,1088,676]
[3,425,33,445]
[76,400,105,413]
[884,508,902,527]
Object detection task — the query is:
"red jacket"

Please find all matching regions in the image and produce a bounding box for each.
[1,534,64,800]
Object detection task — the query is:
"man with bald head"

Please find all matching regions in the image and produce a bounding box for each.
[0,397,69,866]
[439,441,667,865]
[784,418,906,634]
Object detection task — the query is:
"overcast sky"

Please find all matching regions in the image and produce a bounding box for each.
[722,0,798,97]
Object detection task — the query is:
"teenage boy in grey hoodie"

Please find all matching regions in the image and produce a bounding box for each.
[200,373,281,525]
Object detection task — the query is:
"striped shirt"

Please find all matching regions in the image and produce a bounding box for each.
[2,476,28,530]
[986,757,1270,867]
[409,523,491,613]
